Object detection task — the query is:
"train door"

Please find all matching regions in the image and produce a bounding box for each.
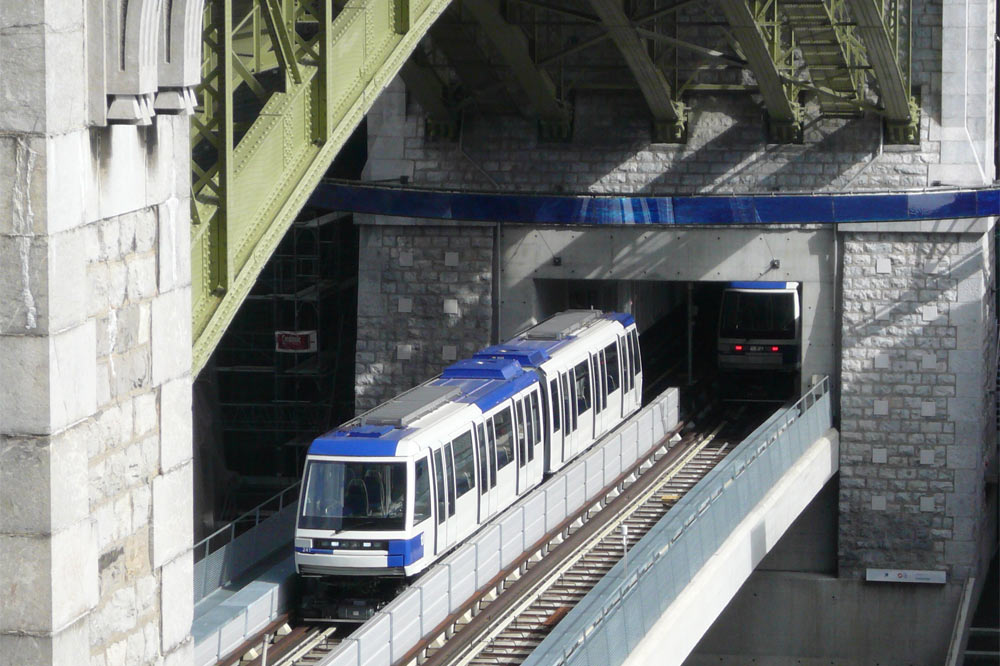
[477,421,497,523]
[574,359,595,450]
[546,376,563,472]
[431,444,453,554]
[488,405,518,511]
[515,398,528,494]
[524,389,544,487]
[619,332,638,416]
[448,429,477,541]
[603,341,623,425]
[591,353,606,439]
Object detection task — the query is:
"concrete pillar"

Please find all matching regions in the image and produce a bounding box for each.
[0,3,194,665]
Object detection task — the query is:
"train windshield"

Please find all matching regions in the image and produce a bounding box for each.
[719,291,797,340]
[299,460,407,531]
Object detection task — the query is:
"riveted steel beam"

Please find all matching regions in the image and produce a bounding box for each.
[716,0,803,142]
[844,0,918,142]
[400,59,460,139]
[460,0,571,136]
[588,0,686,142]
[192,0,454,374]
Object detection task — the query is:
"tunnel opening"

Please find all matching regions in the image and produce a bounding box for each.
[532,278,802,413]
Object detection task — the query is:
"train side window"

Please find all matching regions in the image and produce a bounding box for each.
[574,361,591,416]
[529,391,540,460]
[605,343,620,394]
[445,443,457,517]
[619,337,630,392]
[516,400,527,467]
[413,457,432,524]
[487,422,498,487]
[493,408,514,470]
[452,431,475,498]
[561,374,573,433]
[549,379,560,432]
[592,356,603,414]
[523,396,534,459]
[433,448,447,524]
[477,423,489,494]
[624,335,634,391]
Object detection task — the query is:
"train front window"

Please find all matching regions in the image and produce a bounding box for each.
[299,460,407,531]
[720,291,796,340]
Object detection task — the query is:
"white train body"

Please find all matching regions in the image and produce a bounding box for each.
[717,281,801,373]
[295,311,642,583]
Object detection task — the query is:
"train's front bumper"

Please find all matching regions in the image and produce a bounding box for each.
[294,532,424,575]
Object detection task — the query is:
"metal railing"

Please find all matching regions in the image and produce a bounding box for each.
[524,376,833,666]
[194,482,300,603]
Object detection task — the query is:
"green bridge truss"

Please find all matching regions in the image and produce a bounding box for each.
[191,0,917,373]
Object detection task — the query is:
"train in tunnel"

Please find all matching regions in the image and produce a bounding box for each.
[294,310,643,620]
[717,281,801,400]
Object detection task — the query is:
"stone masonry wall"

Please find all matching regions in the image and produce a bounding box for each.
[355,222,493,412]
[838,229,995,580]
[0,5,194,665]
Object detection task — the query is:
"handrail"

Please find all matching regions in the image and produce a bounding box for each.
[194,481,300,561]
[193,482,300,602]
[526,376,833,666]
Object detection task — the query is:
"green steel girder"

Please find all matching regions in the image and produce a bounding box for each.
[588,0,686,142]
[844,0,919,142]
[399,59,460,138]
[716,0,803,141]
[460,0,570,126]
[191,0,454,374]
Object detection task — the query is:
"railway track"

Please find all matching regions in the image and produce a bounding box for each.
[223,401,771,666]
[406,408,766,666]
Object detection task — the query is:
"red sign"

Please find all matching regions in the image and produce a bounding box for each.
[275,330,317,352]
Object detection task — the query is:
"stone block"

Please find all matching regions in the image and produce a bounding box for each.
[919,496,936,512]
[0,28,47,134]
[398,297,413,313]
[871,495,886,511]
[161,638,193,666]
[126,253,157,303]
[47,229,88,330]
[145,117,174,208]
[157,197,191,293]
[96,127,147,221]
[0,520,97,634]
[0,614,88,666]
[151,287,191,386]
[0,234,47,336]
[45,131,92,234]
[160,377,193,473]
[161,551,194,652]
[151,462,193,568]
[0,321,95,435]
[872,448,887,464]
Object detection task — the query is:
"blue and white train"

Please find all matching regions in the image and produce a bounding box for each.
[294,310,642,619]
[717,281,801,374]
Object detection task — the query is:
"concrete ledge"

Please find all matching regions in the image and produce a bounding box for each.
[192,555,295,666]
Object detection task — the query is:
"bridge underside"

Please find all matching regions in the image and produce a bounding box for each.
[192,0,919,371]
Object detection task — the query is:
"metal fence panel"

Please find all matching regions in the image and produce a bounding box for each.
[545,476,568,532]
[355,613,391,666]
[444,545,477,615]
[388,589,421,662]
[523,493,546,546]
[475,525,501,588]
[499,509,525,569]
[419,567,450,632]
[565,462,587,516]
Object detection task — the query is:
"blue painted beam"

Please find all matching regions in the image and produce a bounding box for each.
[309,181,1000,226]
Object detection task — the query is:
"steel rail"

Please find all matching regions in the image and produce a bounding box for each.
[409,419,733,666]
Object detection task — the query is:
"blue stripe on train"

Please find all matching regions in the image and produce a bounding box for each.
[387,533,424,566]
